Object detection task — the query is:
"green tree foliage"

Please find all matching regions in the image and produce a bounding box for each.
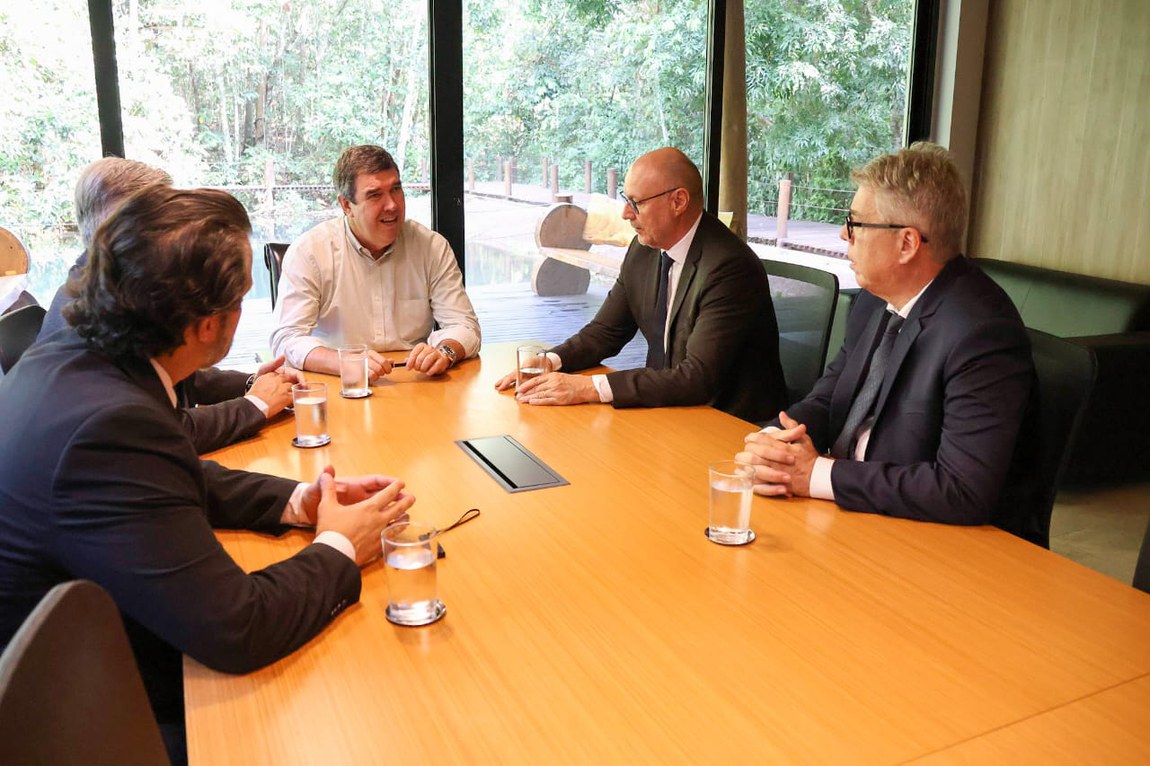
[745,0,912,221]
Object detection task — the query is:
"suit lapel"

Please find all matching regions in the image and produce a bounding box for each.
[664,219,705,361]
[830,306,887,432]
[869,257,966,420]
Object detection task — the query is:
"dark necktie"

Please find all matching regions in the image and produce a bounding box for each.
[646,251,674,370]
[830,311,905,459]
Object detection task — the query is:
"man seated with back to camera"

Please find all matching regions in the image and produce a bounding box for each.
[271,144,481,380]
[494,146,787,423]
[736,142,1037,539]
[36,157,299,454]
[0,187,415,764]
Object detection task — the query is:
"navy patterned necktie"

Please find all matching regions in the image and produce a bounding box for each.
[647,251,674,370]
[830,311,905,459]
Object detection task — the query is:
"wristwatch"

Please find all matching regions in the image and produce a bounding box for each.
[437,344,458,367]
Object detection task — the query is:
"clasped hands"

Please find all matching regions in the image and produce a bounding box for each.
[737,412,821,498]
[300,465,415,567]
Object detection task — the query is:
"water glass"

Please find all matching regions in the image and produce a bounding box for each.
[338,343,371,398]
[292,382,331,448]
[516,344,552,388]
[707,460,755,545]
[383,522,445,626]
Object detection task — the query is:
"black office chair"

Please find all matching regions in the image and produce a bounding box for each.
[0,580,170,765]
[1133,521,1150,594]
[264,242,289,308]
[761,259,838,407]
[1002,329,1096,548]
[0,303,46,373]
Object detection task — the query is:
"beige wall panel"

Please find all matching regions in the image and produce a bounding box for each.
[970,0,1150,283]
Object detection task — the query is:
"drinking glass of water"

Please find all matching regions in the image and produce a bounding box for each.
[291,382,331,448]
[383,522,445,626]
[706,460,755,545]
[516,344,552,388]
[337,343,371,399]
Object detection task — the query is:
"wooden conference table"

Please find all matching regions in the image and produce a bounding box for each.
[185,343,1150,764]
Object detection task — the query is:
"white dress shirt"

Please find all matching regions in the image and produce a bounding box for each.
[270,217,481,369]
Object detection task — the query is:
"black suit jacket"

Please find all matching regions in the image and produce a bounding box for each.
[37,251,265,453]
[780,256,1034,529]
[551,213,786,422]
[0,334,359,717]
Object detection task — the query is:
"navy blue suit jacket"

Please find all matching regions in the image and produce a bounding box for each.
[37,251,265,453]
[551,212,787,422]
[780,256,1034,529]
[0,334,359,717]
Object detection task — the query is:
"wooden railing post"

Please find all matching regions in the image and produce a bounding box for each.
[607,168,618,199]
[503,160,512,197]
[584,161,592,194]
[777,174,792,241]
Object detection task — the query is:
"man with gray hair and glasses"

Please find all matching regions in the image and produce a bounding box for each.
[37,157,300,453]
[738,142,1036,537]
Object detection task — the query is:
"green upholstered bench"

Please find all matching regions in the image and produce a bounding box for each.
[975,258,1150,485]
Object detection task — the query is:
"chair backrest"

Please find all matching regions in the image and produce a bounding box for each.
[264,242,290,308]
[0,303,46,373]
[0,581,170,766]
[1133,521,1150,594]
[1004,329,1096,547]
[761,259,839,407]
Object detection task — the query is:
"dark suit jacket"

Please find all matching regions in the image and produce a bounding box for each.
[0,334,360,718]
[551,213,786,422]
[780,256,1034,529]
[37,251,265,454]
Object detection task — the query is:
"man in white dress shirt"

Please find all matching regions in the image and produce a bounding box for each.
[271,145,481,380]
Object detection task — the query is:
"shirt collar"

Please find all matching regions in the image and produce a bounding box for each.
[662,213,704,265]
[888,277,934,319]
[343,217,395,261]
[147,358,179,408]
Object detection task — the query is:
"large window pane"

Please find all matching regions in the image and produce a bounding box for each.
[744,0,915,255]
[0,1,101,307]
[463,0,707,365]
[113,0,429,358]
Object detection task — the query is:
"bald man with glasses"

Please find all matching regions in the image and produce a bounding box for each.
[495,147,786,423]
[737,142,1036,537]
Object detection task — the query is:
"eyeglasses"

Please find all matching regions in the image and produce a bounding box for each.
[845,214,929,243]
[620,187,680,215]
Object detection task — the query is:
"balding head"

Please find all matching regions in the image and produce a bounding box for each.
[74,158,172,248]
[622,147,704,250]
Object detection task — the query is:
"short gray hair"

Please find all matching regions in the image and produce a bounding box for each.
[74,158,173,247]
[851,141,967,258]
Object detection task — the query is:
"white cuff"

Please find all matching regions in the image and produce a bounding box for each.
[591,374,612,403]
[313,531,357,562]
[280,483,311,526]
[810,457,836,500]
[244,394,270,418]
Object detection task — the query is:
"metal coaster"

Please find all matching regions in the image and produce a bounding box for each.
[704,527,756,546]
[339,390,372,399]
[386,599,446,627]
[291,436,331,449]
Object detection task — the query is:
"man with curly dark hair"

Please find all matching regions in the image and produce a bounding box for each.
[0,186,415,764]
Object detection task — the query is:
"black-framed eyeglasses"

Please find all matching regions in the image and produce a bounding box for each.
[620,187,680,215]
[845,214,928,243]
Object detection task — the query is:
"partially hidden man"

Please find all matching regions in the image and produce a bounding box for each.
[271,145,481,380]
[0,187,415,762]
[495,147,787,423]
[37,157,300,454]
[738,142,1036,537]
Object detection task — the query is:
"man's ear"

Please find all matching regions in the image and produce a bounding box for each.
[188,313,221,345]
[896,227,926,265]
[337,195,353,216]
